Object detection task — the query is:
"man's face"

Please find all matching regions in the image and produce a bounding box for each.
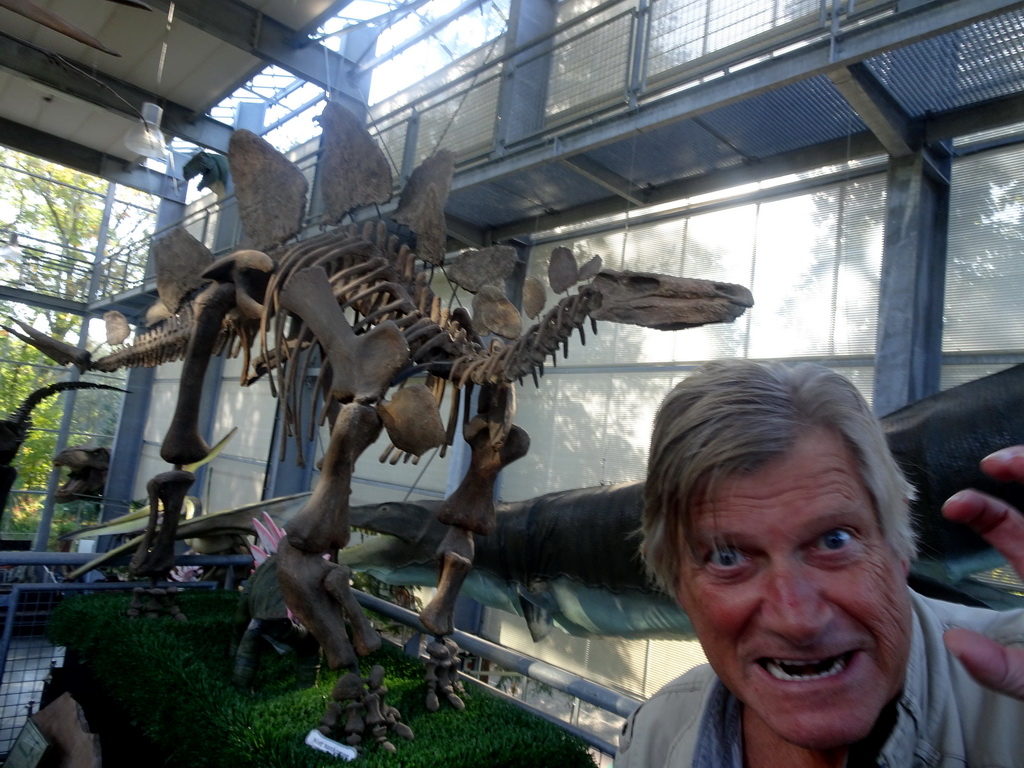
[675,428,912,755]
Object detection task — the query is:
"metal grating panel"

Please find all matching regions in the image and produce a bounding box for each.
[646,0,821,81]
[697,76,867,158]
[448,164,612,226]
[415,75,502,165]
[447,181,543,225]
[546,0,635,123]
[865,9,1024,115]
[0,587,66,759]
[586,119,747,187]
[0,638,64,759]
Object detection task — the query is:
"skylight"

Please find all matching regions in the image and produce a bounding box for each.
[205,0,511,153]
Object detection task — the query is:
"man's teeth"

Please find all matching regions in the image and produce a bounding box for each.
[762,654,849,681]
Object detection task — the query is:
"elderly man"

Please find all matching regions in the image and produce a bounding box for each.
[617,359,1024,767]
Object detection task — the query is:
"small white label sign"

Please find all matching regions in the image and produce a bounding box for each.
[305,729,357,760]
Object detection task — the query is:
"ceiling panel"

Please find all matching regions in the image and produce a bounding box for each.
[0,0,132,59]
[0,75,48,128]
[255,0,343,30]
[161,45,263,112]
[3,0,1024,247]
[79,110,148,161]
[0,0,289,166]
[0,73,143,162]
[697,77,867,161]
[0,0,368,168]
[60,6,262,111]
[865,10,1024,116]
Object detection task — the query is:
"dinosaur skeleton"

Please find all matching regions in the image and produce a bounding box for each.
[13,101,753,728]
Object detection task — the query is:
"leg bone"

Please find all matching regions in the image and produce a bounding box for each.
[419,526,474,636]
[130,469,194,578]
[286,402,381,553]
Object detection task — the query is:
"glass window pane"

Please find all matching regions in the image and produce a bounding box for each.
[944,146,1024,355]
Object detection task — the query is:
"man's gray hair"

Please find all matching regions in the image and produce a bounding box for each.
[643,359,916,594]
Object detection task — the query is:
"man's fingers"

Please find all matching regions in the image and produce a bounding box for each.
[942,490,1024,573]
[980,446,1024,483]
[944,628,1024,700]
[941,446,1024,702]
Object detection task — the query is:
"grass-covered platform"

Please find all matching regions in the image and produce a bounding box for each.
[46,590,597,768]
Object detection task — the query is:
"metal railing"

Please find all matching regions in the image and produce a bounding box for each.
[364,0,890,175]
[85,0,895,306]
[356,590,640,756]
[0,552,634,759]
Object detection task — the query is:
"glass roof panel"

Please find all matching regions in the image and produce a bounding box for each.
[205,0,510,153]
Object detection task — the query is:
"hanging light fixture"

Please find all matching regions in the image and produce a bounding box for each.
[0,231,23,262]
[125,101,168,160]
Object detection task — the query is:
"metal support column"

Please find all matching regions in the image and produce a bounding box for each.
[30,321,86,552]
[100,366,155,524]
[873,146,952,416]
[493,0,558,152]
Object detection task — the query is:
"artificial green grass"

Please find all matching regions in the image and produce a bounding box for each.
[47,591,597,768]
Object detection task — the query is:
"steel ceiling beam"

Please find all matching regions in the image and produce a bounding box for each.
[827,62,917,158]
[0,116,186,201]
[485,131,885,241]
[444,214,489,249]
[453,0,1024,193]
[355,0,488,72]
[0,33,234,153]
[560,155,645,206]
[144,0,365,98]
[0,285,86,315]
[295,0,362,39]
[926,91,1024,145]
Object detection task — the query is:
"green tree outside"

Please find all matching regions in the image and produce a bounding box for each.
[0,147,156,548]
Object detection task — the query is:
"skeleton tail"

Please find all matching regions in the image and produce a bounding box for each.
[8,381,127,429]
[90,306,217,372]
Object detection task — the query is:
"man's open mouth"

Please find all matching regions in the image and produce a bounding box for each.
[758,652,853,682]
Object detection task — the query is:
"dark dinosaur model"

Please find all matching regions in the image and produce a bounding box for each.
[335,362,1024,639]
[0,381,124,519]
[229,513,321,691]
[52,445,111,502]
[230,553,322,691]
[117,362,1024,643]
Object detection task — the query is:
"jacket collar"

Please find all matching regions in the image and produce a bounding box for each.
[879,591,938,767]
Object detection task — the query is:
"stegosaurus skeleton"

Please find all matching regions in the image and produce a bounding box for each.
[8,101,753,733]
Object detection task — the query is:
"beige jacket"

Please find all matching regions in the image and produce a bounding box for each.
[616,591,1024,767]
